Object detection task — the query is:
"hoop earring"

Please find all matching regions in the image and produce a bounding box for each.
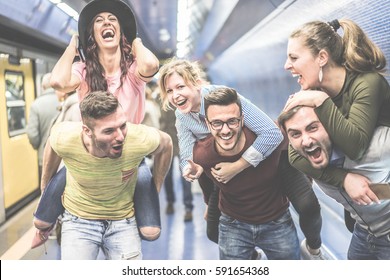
[319,67,323,83]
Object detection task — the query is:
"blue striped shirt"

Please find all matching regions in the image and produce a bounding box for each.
[175,85,284,170]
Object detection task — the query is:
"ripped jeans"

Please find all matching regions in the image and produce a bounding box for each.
[61,210,141,260]
[34,159,160,240]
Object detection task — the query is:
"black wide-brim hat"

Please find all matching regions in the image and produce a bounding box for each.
[78,0,137,53]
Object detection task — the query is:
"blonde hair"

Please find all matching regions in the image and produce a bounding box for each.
[290,19,386,73]
[158,58,204,111]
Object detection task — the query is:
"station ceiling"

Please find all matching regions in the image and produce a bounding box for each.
[0,0,286,67]
[64,0,285,66]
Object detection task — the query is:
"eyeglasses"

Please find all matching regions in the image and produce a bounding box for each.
[207,117,242,131]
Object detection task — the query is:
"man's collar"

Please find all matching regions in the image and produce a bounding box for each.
[330,147,345,167]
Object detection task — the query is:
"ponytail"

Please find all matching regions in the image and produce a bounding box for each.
[340,19,386,73]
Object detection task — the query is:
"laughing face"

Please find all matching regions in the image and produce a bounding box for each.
[284,37,321,90]
[164,72,202,114]
[93,12,121,50]
[284,106,332,169]
[206,103,244,156]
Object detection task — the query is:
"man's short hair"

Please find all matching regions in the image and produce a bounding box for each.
[204,87,242,117]
[80,91,120,127]
[277,105,305,131]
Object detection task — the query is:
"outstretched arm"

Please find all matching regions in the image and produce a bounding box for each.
[183,160,204,182]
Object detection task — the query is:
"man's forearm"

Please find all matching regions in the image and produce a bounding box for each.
[152,133,173,192]
[40,141,62,191]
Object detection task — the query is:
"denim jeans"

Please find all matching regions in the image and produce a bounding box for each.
[133,159,161,231]
[164,158,193,211]
[61,210,141,260]
[218,210,300,260]
[196,173,220,243]
[348,224,390,260]
[34,166,67,224]
[34,159,160,239]
[206,185,220,244]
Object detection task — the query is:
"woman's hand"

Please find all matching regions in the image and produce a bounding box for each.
[183,160,203,182]
[283,90,329,112]
[343,173,380,205]
[211,158,250,184]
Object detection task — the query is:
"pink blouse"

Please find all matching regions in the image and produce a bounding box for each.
[72,60,146,124]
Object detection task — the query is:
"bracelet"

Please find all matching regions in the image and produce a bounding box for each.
[138,69,159,79]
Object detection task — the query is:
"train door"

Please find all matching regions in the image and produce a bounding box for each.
[0,54,39,223]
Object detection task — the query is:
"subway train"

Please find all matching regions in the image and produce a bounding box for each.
[0,39,60,224]
[0,0,390,262]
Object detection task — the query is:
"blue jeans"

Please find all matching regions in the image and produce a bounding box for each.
[34,166,67,224]
[218,210,300,260]
[133,159,161,231]
[348,224,390,260]
[164,159,193,211]
[206,185,220,243]
[61,210,141,260]
[34,159,160,239]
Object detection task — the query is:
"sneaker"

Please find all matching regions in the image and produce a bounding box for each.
[166,202,174,214]
[300,239,330,260]
[184,210,193,222]
[251,247,267,260]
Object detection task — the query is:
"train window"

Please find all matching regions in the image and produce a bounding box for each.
[4,71,26,137]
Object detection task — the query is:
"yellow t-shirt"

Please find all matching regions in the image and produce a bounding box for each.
[50,121,160,220]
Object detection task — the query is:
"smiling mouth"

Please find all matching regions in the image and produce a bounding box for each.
[292,73,302,81]
[176,99,187,107]
[102,29,115,39]
[220,134,233,141]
